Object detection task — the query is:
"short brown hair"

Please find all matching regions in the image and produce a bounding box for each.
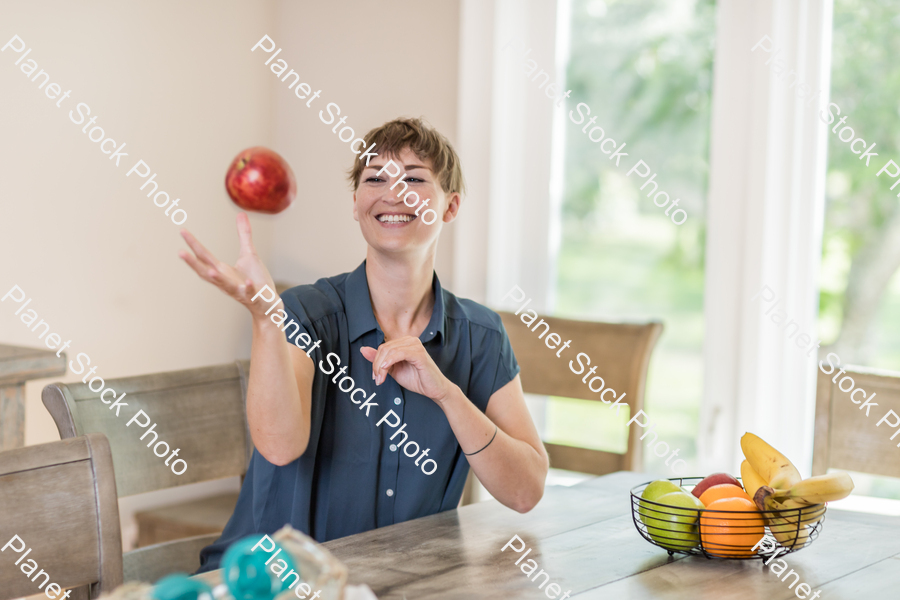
[347,117,466,195]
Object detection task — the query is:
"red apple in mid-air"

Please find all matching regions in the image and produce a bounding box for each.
[691,473,742,499]
[225,147,296,214]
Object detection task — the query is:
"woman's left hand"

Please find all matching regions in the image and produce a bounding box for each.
[360,337,454,404]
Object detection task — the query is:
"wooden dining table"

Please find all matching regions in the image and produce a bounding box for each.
[196,471,900,599]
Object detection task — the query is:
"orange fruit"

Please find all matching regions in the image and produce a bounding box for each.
[698,483,753,507]
[700,497,765,557]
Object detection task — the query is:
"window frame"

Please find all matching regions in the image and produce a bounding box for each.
[455,0,835,475]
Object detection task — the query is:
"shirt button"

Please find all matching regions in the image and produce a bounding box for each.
[394,397,402,405]
[390,444,398,452]
[386,489,394,497]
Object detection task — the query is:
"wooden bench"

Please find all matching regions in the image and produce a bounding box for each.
[42,360,253,582]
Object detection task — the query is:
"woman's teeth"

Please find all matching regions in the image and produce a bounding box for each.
[378,214,414,223]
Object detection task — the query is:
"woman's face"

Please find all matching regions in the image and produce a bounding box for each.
[353,147,460,256]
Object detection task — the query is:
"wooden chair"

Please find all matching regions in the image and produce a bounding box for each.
[42,360,253,582]
[0,343,67,450]
[461,312,662,504]
[498,311,663,475]
[813,365,900,478]
[0,434,123,599]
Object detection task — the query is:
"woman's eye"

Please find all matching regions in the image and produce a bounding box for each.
[365,177,384,183]
[406,177,425,183]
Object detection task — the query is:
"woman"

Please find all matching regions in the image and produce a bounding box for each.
[181,118,548,572]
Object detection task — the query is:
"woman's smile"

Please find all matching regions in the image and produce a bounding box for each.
[376,212,418,226]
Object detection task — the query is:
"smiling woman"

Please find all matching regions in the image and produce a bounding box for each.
[178,117,549,573]
[371,159,439,224]
[353,147,458,242]
[349,119,466,232]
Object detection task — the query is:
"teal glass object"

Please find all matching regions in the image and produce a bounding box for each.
[221,536,299,600]
[151,574,214,600]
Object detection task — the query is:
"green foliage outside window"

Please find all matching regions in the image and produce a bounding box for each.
[549,0,714,476]
[549,0,900,497]
[818,0,900,499]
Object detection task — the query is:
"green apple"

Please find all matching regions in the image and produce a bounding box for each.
[644,491,704,551]
[638,480,684,524]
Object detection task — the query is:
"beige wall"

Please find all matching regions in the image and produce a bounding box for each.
[270,0,460,287]
[0,0,461,549]
[2,0,277,445]
[0,0,276,548]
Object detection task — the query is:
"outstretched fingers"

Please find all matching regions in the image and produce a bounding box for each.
[208,267,241,295]
[236,213,257,256]
[177,223,271,311]
[180,229,220,268]
[179,249,216,282]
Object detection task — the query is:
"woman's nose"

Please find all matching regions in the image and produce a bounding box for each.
[380,179,408,204]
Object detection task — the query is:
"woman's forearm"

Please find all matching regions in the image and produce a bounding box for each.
[439,385,548,513]
[246,315,311,465]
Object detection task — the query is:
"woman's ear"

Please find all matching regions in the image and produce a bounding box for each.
[442,192,462,223]
[352,190,360,222]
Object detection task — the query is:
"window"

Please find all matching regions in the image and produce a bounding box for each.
[546,0,716,475]
[818,0,900,500]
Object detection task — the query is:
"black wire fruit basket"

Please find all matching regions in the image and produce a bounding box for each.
[630,477,826,560]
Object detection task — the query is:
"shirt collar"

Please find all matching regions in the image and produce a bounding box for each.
[345,260,446,345]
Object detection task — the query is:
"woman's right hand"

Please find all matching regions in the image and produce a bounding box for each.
[178,212,277,319]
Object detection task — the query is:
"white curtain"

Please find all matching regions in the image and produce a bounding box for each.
[455,0,564,498]
[454,0,562,314]
[699,0,834,476]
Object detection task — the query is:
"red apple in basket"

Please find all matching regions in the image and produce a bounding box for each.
[225,147,296,214]
[691,473,742,499]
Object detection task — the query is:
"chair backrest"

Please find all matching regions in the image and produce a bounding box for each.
[122,533,221,584]
[813,364,900,478]
[498,311,663,475]
[0,434,123,599]
[42,361,253,497]
[0,343,67,450]
[41,360,253,583]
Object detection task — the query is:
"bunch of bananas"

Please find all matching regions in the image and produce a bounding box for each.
[740,433,854,549]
